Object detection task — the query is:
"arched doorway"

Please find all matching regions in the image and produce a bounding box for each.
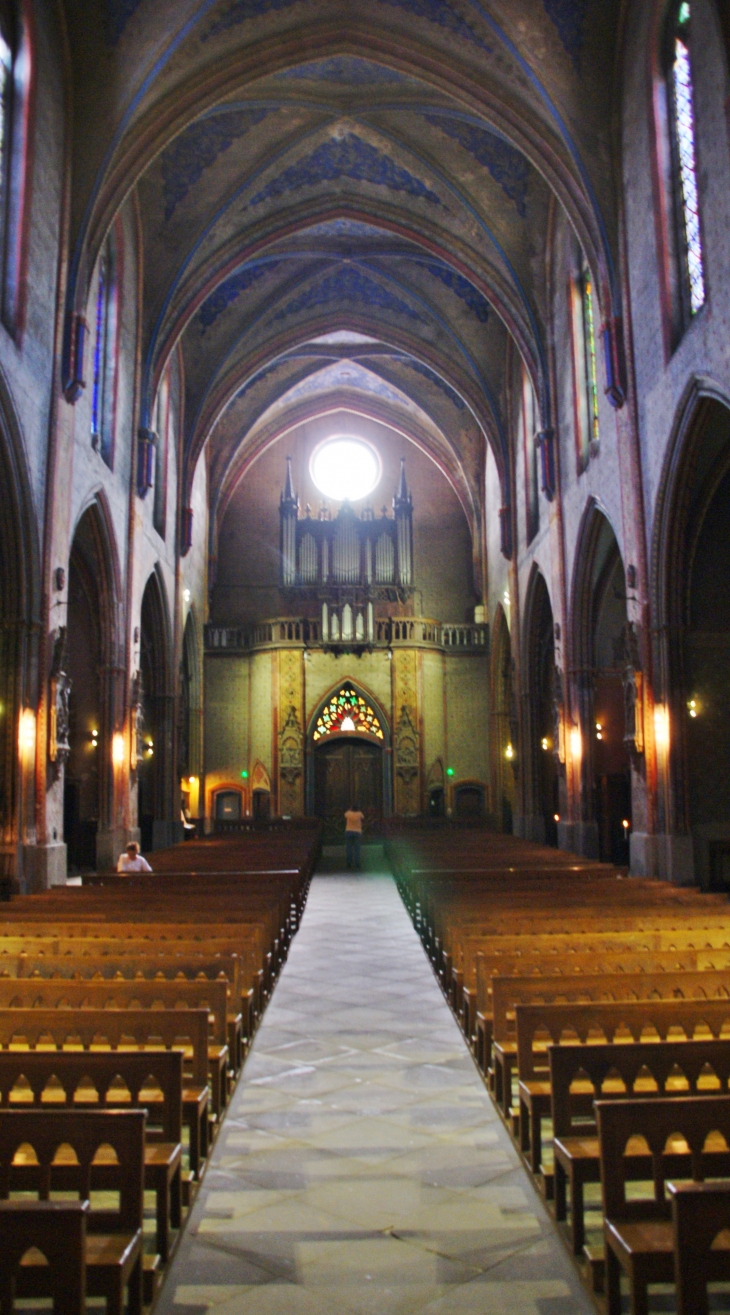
[572,506,631,864]
[524,570,559,846]
[64,503,120,872]
[490,606,516,833]
[655,395,730,887]
[307,683,389,839]
[138,571,174,852]
[179,612,201,824]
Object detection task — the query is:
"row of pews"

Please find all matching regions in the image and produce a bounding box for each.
[0,823,321,1315]
[388,824,730,1315]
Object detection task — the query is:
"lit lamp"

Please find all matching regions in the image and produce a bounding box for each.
[654,705,670,755]
[505,744,514,761]
[595,721,603,741]
[570,726,582,763]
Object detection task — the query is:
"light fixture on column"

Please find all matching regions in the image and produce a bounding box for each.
[18,708,36,760]
[112,733,125,767]
[570,726,582,762]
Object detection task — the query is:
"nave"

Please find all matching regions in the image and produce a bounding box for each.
[158,855,592,1315]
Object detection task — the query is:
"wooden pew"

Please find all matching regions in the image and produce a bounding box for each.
[513,998,730,1174]
[0,1108,145,1315]
[13,950,251,1054]
[668,1180,730,1315]
[0,976,236,1101]
[0,1050,182,1263]
[597,1095,730,1315]
[550,1038,730,1255]
[489,967,730,1111]
[0,1199,88,1315]
[0,1008,210,1179]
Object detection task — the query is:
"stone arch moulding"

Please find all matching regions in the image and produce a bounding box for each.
[651,376,730,876]
[521,563,558,845]
[305,678,392,818]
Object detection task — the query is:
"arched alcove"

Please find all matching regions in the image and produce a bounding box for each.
[571,504,631,863]
[306,681,391,838]
[523,569,559,846]
[138,570,175,851]
[64,501,121,871]
[654,392,730,886]
[490,606,516,834]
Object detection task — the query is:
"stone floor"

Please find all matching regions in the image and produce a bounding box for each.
[158,852,595,1315]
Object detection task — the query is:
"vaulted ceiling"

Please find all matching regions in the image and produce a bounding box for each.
[62,0,623,539]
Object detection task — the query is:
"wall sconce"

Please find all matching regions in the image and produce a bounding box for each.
[112,733,125,767]
[90,728,99,748]
[595,721,603,741]
[553,813,560,823]
[541,737,549,751]
[146,739,154,757]
[505,743,514,761]
[18,708,36,760]
[687,698,699,719]
[183,588,191,603]
[622,818,631,832]
[570,726,582,762]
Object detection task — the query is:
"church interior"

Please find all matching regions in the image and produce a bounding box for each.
[3,1,730,1313]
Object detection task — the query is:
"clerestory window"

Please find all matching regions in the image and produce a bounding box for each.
[91,231,119,468]
[666,0,705,326]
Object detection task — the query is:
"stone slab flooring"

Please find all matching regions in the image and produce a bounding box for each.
[159,856,595,1315]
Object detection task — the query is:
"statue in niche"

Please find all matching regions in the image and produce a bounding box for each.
[279,705,303,786]
[394,704,419,783]
[130,671,145,773]
[49,627,71,771]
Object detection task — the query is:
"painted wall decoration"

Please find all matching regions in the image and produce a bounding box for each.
[423,115,529,217]
[161,109,272,220]
[542,0,588,68]
[249,134,442,209]
[278,649,304,814]
[275,57,408,84]
[392,648,420,814]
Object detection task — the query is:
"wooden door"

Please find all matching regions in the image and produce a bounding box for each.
[314,739,382,836]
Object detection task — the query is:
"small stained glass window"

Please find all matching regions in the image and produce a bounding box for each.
[313,686,384,742]
[669,1,705,317]
[581,269,600,446]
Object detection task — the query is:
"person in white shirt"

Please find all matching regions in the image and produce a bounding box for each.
[117,842,152,874]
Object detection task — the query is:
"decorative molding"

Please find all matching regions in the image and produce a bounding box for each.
[199,261,281,332]
[423,115,529,216]
[273,265,425,323]
[414,260,490,322]
[249,134,442,209]
[161,109,271,220]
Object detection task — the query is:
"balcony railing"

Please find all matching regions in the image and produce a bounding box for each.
[205,617,488,655]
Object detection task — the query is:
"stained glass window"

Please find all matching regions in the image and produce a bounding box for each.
[669,1,705,317]
[91,232,118,467]
[581,269,600,446]
[313,686,384,742]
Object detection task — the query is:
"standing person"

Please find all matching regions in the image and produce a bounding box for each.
[117,841,152,873]
[344,803,365,871]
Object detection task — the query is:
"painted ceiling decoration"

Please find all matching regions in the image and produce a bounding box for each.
[62,0,625,548]
[161,108,273,221]
[248,135,443,210]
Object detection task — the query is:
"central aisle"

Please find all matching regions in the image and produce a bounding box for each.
[160,858,594,1315]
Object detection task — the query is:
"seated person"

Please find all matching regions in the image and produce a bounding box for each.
[117,841,152,873]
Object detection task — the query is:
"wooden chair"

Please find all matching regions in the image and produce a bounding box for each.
[668,1179,730,1315]
[0,1108,145,1315]
[0,1199,88,1315]
[597,1094,730,1315]
[0,1050,182,1262]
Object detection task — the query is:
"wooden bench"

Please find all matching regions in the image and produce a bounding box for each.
[513,998,730,1174]
[597,1095,730,1315]
[0,1199,88,1315]
[488,968,730,1111]
[668,1179,730,1315]
[0,1008,210,1179]
[0,1050,183,1262]
[550,1038,730,1254]
[0,1108,145,1315]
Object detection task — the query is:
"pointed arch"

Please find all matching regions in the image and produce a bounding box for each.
[522,565,558,844]
[138,568,175,850]
[490,603,516,833]
[305,677,391,819]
